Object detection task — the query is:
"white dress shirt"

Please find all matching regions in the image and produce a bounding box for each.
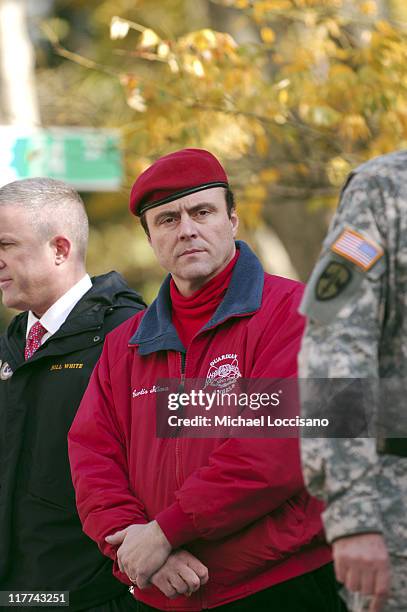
[26,274,92,344]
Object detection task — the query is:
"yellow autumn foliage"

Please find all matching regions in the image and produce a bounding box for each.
[4,0,407,328]
[36,0,407,265]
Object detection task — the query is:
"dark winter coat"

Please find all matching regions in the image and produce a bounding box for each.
[0,271,145,610]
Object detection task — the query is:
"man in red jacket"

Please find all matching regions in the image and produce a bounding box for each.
[69,149,344,611]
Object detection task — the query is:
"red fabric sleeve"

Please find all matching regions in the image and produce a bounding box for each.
[159,438,304,545]
[156,501,200,548]
[68,337,149,581]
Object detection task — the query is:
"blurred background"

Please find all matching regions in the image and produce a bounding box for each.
[1,0,407,331]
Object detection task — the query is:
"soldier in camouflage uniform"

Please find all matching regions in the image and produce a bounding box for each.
[298,150,407,612]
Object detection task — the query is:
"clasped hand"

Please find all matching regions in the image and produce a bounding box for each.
[106,521,208,598]
[106,521,171,589]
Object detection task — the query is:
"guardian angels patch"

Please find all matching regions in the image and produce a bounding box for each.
[315,262,352,301]
[0,359,13,380]
[204,353,241,390]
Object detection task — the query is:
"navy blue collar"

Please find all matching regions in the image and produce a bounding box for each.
[130,241,264,355]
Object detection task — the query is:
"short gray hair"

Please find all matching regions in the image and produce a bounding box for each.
[0,177,89,262]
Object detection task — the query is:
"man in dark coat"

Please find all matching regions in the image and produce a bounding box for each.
[0,177,145,611]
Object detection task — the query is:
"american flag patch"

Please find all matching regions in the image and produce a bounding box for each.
[331,228,384,271]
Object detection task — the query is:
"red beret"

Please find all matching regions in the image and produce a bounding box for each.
[129,148,229,216]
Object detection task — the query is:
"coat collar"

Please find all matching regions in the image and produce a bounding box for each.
[1,271,145,369]
[130,241,264,355]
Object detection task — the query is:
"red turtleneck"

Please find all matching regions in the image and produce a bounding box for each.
[170,249,240,348]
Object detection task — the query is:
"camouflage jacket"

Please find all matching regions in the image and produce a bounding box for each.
[298,150,407,556]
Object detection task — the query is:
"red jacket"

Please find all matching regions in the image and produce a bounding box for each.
[68,242,331,610]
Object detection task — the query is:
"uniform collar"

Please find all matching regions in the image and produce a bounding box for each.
[130,241,264,355]
[26,274,92,339]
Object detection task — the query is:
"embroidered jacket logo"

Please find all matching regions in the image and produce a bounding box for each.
[205,353,241,390]
[0,360,13,380]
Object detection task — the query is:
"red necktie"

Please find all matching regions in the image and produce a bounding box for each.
[25,321,47,360]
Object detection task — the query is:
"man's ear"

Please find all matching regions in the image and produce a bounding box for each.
[230,209,239,237]
[51,235,71,264]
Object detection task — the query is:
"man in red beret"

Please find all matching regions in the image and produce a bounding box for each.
[68,149,345,611]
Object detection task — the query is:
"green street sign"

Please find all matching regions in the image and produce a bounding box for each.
[0,126,123,191]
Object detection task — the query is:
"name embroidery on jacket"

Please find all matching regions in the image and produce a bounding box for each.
[50,363,84,371]
[132,384,169,398]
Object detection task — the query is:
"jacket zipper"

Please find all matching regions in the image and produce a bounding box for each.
[179,351,186,392]
[176,350,205,612]
[175,351,186,489]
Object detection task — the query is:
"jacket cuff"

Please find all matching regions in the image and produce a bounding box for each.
[322,493,384,543]
[156,502,200,548]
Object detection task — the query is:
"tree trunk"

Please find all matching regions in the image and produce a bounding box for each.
[386,0,407,27]
[0,0,40,125]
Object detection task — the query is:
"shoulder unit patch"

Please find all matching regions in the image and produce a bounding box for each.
[315,261,352,301]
